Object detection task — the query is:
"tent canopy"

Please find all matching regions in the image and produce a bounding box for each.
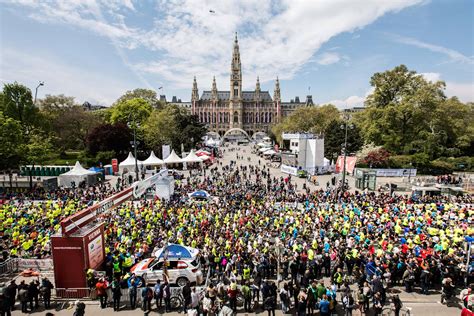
[119,152,142,167]
[259,147,272,153]
[63,161,96,176]
[59,161,97,188]
[155,244,199,260]
[189,190,210,200]
[164,150,183,164]
[143,151,164,166]
[182,150,203,163]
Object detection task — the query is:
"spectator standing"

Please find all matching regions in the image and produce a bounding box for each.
[95,278,108,309]
[40,278,54,309]
[111,278,122,312]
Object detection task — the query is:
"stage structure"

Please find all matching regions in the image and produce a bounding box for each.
[52,170,170,298]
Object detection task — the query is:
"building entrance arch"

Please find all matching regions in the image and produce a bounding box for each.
[223,128,251,141]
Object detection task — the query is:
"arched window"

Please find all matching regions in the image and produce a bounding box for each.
[269,112,272,123]
[233,111,239,123]
[261,112,265,123]
[233,82,239,97]
[213,113,216,123]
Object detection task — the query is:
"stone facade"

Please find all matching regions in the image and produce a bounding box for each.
[191,33,313,137]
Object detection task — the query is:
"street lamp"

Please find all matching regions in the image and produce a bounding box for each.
[34,81,44,105]
[127,120,140,182]
[340,120,354,193]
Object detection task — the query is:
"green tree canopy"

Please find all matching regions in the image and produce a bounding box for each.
[271,104,340,144]
[2,82,38,131]
[113,88,164,109]
[143,105,206,155]
[109,97,153,125]
[354,64,468,158]
[0,111,25,170]
[39,95,102,150]
[324,120,363,161]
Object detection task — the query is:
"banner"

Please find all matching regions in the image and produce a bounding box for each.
[162,145,171,160]
[18,258,53,271]
[371,168,417,177]
[335,156,357,174]
[281,165,298,175]
[133,169,168,198]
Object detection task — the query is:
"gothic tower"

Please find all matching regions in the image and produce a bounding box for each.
[274,77,281,123]
[191,76,198,115]
[230,32,242,129]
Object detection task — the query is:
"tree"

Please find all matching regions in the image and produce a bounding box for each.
[271,104,340,144]
[0,111,25,170]
[39,95,102,150]
[143,105,206,155]
[356,65,447,156]
[324,120,363,161]
[113,88,164,109]
[363,148,391,168]
[109,97,153,125]
[86,123,132,159]
[2,82,38,132]
[24,132,54,188]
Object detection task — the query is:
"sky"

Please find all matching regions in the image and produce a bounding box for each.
[0,0,473,108]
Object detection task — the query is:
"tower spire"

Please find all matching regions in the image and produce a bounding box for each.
[191,76,199,101]
[211,76,218,100]
[230,32,241,100]
[273,76,280,101]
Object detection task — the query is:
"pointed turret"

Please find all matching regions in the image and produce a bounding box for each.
[191,76,199,101]
[211,76,218,100]
[254,76,261,101]
[273,76,281,101]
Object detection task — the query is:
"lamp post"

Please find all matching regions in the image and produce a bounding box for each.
[340,120,353,193]
[127,120,140,182]
[34,81,44,105]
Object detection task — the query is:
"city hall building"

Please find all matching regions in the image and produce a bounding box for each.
[188,33,313,138]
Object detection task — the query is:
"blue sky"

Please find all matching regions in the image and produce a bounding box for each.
[1,0,473,108]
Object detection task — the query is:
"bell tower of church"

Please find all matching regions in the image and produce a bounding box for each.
[229,32,242,129]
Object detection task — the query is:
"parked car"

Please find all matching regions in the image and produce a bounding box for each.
[131,257,203,286]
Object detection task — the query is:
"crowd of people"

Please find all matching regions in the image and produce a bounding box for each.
[0,144,473,315]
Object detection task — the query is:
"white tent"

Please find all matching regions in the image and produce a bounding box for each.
[181,150,203,163]
[59,161,97,188]
[164,150,183,164]
[143,151,164,166]
[259,147,272,153]
[119,152,143,172]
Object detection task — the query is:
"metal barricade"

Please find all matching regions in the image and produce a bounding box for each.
[55,288,91,299]
[0,258,19,275]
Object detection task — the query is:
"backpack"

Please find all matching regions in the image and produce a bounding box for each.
[146,288,153,300]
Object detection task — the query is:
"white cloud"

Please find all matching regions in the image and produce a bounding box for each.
[393,34,474,65]
[322,87,374,109]
[316,52,342,65]
[420,72,441,82]
[0,48,131,105]
[445,82,474,103]
[3,0,424,91]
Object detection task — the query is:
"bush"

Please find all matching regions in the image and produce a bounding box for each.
[95,151,115,165]
[388,155,413,168]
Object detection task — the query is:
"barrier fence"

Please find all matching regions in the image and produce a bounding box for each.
[0,258,19,275]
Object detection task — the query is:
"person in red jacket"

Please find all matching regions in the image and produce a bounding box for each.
[96,278,108,309]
